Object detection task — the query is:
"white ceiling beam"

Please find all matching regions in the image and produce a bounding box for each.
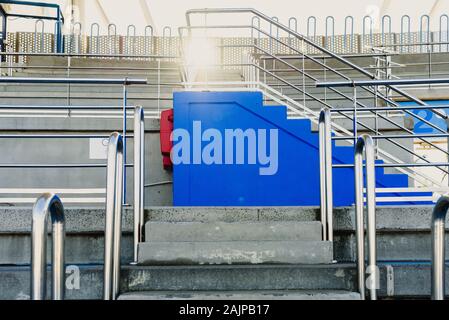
[139,0,156,29]
[379,0,393,17]
[429,0,445,20]
[94,0,110,25]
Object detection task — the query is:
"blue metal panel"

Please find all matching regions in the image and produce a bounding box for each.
[173,91,425,206]
[401,100,449,133]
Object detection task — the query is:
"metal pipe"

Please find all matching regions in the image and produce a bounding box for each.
[334,162,449,168]
[344,16,354,53]
[307,16,316,40]
[144,25,153,56]
[71,22,82,54]
[431,194,449,300]
[0,77,147,84]
[108,23,117,55]
[288,17,297,46]
[31,193,65,300]
[440,14,449,53]
[317,77,449,88]
[103,132,124,300]
[381,15,392,46]
[401,15,411,53]
[363,15,374,51]
[333,133,449,140]
[163,26,172,57]
[53,20,62,53]
[420,14,431,53]
[90,23,100,54]
[319,108,333,242]
[126,24,136,56]
[325,16,335,51]
[34,19,45,54]
[328,104,449,112]
[133,106,145,263]
[269,16,279,54]
[0,51,178,59]
[251,16,261,46]
[354,134,377,300]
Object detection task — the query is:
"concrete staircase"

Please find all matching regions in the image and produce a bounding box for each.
[127,207,355,300]
[1,205,449,299]
[138,221,332,265]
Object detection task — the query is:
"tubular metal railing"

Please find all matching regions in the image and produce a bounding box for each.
[0,51,181,114]
[133,106,145,263]
[318,108,333,241]
[31,193,65,300]
[354,135,378,301]
[103,132,124,300]
[431,194,449,300]
[182,9,449,191]
[0,76,145,200]
[316,80,449,299]
[9,13,449,57]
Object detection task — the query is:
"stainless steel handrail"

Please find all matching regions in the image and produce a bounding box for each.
[247,45,449,175]
[319,108,333,242]
[31,193,65,300]
[184,9,445,121]
[182,22,448,145]
[354,135,378,300]
[0,76,147,85]
[317,77,449,88]
[431,194,449,300]
[103,132,124,300]
[182,10,447,187]
[133,106,145,263]
[0,51,179,59]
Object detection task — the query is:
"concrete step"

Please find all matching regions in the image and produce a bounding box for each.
[0,207,135,265]
[333,206,449,262]
[0,263,358,300]
[2,262,446,299]
[118,290,361,300]
[145,221,323,242]
[137,240,333,265]
[145,206,319,223]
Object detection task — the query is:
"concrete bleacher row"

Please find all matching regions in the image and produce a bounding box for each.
[1,9,449,300]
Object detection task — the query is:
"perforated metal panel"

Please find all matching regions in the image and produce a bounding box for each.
[7,30,449,63]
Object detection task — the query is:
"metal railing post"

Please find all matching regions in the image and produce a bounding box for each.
[123,81,128,204]
[319,108,333,242]
[103,132,124,300]
[31,193,65,300]
[34,19,45,54]
[108,24,117,55]
[90,23,100,54]
[354,134,378,300]
[431,194,449,300]
[133,107,145,264]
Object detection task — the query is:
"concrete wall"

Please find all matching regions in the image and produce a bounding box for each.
[0,117,172,207]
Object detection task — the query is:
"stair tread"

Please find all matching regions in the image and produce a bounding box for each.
[145,221,323,242]
[118,290,361,300]
[138,240,333,265]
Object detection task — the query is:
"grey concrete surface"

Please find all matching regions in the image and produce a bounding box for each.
[145,206,319,222]
[145,221,323,242]
[1,262,447,299]
[0,233,133,264]
[0,126,173,207]
[137,240,333,265]
[118,290,361,300]
[0,263,358,300]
